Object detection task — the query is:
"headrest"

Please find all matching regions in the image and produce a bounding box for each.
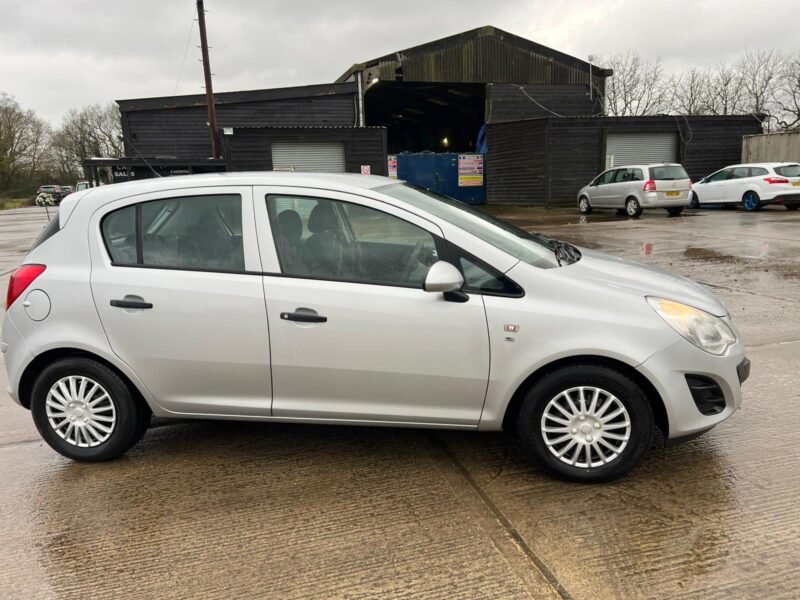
[307,202,338,233]
[277,209,302,243]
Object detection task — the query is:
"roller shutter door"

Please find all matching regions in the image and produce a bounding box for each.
[605,133,678,168]
[271,142,346,173]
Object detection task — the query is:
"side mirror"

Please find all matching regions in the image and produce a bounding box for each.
[423,261,464,293]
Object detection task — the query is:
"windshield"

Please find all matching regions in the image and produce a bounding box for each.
[650,166,689,180]
[375,183,559,269]
[775,164,800,177]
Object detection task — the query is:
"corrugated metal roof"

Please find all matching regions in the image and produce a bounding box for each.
[118,82,356,112]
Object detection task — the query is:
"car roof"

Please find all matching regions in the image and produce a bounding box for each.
[604,163,683,170]
[725,162,799,168]
[60,172,404,223]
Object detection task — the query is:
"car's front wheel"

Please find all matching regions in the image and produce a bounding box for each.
[578,196,592,214]
[31,357,151,461]
[689,192,700,209]
[516,365,654,482]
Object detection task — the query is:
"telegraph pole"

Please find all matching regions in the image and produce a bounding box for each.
[196,0,220,158]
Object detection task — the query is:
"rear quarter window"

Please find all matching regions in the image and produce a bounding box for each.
[774,165,800,177]
[650,166,689,180]
[30,216,60,250]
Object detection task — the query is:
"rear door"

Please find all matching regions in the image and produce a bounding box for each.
[89,186,271,417]
[252,185,491,426]
[649,165,691,202]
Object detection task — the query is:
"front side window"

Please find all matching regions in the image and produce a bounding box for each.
[596,170,615,185]
[267,195,439,287]
[706,169,732,183]
[101,194,244,271]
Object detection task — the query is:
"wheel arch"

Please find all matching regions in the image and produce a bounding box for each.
[18,347,149,412]
[501,354,668,436]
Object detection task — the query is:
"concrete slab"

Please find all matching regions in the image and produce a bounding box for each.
[1,202,799,598]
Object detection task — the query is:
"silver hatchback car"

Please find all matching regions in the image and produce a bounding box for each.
[2,173,749,481]
[578,164,692,217]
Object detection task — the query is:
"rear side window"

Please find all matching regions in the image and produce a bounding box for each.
[30,216,60,250]
[101,194,244,272]
[731,167,749,179]
[650,166,689,180]
[774,165,800,177]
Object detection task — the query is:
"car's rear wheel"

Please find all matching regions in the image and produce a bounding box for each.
[625,197,643,218]
[742,191,762,211]
[578,196,592,214]
[785,202,799,211]
[516,365,654,482]
[31,357,151,461]
[666,207,684,216]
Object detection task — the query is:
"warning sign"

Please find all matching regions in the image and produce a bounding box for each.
[458,154,484,187]
[360,165,371,175]
[387,155,398,179]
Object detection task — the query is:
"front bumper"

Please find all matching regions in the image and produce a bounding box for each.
[636,335,747,440]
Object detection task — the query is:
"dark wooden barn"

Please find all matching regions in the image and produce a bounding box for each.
[486,115,765,206]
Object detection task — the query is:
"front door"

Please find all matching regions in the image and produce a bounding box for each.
[89,186,271,416]
[253,187,491,426]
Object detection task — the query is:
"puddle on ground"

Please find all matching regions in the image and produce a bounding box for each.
[684,248,742,264]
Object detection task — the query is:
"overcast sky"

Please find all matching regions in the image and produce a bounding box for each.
[1,0,798,124]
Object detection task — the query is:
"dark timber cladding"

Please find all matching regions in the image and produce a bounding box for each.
[337,26,610,92]
[487,84,602,123]
[118,83,357,160]
[222,127,388,175]
[486,115,764,206]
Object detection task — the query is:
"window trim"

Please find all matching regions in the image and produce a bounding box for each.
[444,243,524,298]
[100,192,246,273]
[265,193,446,290]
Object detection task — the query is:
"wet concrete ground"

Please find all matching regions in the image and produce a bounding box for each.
[1,204,799,598]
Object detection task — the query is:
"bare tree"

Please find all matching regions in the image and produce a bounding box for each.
[774,53,800,130]
[704,64,745,115]
[672,68,710,115]
[0,93,51,192]
[736,49,784,129]
[50,103,122,179]
[601,51,671,116]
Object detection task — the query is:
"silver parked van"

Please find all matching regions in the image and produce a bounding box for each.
[578,164,692,217]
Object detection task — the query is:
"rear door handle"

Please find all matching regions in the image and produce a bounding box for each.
[110,299,153,309]
[280,309,327,323]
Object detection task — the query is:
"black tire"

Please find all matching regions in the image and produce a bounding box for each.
[578,196,592,214]
[785,203,800,211]
[689,192,700,209]
[742,190,762,212]
[516,364,654,482]
[666,207,684,217]
[31,357,150,462]
[625,197,643,218]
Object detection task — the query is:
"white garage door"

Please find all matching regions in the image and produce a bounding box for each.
[605,133,678,168]
[271,142,346,173]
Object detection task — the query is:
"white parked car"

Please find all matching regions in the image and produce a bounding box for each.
[2,173,749,481]
[577,164,692,217]
[690,163,800,211]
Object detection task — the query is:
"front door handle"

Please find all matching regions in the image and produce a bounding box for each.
[110,299,153,309]
[280,308,327,323]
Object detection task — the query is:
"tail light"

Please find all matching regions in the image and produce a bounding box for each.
[764,176,789,184]
[6,264,46,308]
[643,180,657,192]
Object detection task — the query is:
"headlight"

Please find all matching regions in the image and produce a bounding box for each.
[647,297,736,356]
